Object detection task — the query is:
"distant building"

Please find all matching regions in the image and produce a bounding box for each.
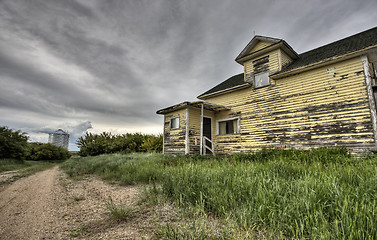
[48,129,69,150]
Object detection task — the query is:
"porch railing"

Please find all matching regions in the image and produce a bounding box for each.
[202,136,215,155]
[189,136,216,155]
[189,136,199,146]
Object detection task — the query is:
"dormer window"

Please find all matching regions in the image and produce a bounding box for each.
[254,71,270,88]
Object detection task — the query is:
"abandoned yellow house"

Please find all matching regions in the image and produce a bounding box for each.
[157,27,377,154]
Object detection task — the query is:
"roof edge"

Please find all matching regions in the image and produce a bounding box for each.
[235,41,298,64]
[272,45,377,79]
[156,101,190,114]
[156,101,231,115]
[198,82,251,100]
[235,35,282,61]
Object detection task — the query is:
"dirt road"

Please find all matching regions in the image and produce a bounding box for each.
[0,166,147,239]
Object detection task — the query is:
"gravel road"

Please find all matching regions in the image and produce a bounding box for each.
[0,166,147,239]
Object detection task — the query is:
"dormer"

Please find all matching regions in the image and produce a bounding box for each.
[235,36,298,86]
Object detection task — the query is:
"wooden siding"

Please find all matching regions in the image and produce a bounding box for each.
[244,49,281,76]
[249,41,273,53]
[188,107,215,154]
[188,107,201,153]
[206,57,375,154]
[163,106,217,154]
[163,109,186,154]
[280,49,293,69]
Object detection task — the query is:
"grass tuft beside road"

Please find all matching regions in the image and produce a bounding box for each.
[61,148,377,239]
[0,158,62,184]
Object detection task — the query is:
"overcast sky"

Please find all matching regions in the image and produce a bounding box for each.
[1,0,377,150]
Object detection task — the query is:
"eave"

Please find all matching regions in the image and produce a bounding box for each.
[235,41,298,65]
[271,45,377,80]
[197,83,251,100]
[156,101,230,115]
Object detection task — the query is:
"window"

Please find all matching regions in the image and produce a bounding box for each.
[254,71,270,88]
[217,117,239,135]
[170,117,179,129]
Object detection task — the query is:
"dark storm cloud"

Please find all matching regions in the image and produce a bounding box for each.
[1,0,377,149]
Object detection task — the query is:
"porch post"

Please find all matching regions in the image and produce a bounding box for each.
[200,103,204,155]
[362,55,377,145]
[162,115,165,154]
[185,107,189,154]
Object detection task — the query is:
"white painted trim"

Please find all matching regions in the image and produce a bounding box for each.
[162,116,165,154]
[198,83,250,99]
[361,55,377,145]
[185,108,189,154]
[216,116,241,135]
[200,103,204,155]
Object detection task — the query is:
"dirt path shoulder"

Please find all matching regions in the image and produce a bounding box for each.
[0,166,67,239]
[0,166,149,239]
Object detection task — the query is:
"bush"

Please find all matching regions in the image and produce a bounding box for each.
[26,142,71,161]
[0,126,29,160]
[142,134,163,152]
[77,132,162,156]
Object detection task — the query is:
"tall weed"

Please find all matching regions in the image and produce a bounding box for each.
[60,148,377,239]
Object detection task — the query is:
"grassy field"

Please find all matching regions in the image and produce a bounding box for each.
[61,149,377,239]
[0,159,62,183]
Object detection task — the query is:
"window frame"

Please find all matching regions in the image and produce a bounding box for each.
[216,117,240,135]
[170,117,180,130]
[254,71,270,89]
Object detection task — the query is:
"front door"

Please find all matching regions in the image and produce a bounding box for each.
[203,117,212,150]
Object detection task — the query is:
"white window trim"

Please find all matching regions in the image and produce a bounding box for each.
[216,117,240,135]
[170,116,180,130]
[254,71,270,89]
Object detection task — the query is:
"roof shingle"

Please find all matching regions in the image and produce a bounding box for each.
[280,27,377,72]
[198,73,246,98]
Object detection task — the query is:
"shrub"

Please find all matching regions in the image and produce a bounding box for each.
[26,142,71,161]
[77,132,162,156]
[0,126,29,160]
[142,134,163,152]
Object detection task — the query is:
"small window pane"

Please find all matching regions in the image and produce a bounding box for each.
[254,72,269,88]
[219,121,226,135]
[218,118,239,135]
[170,117,179,129]
[228,120,234,133]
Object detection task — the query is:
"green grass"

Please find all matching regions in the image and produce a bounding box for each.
[0,158,62,183]
[106,197,135,222]
[61,153,166,184]
[61,148,377,239]
[0,158,28,172]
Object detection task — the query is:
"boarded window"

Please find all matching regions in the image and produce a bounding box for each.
[254,71,270,88]
[218,118,239,135]
[170,117,179,129]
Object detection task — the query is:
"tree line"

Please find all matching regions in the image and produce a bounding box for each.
[1,126,163,160]
[76,132,162,156]
[0,126,71,161]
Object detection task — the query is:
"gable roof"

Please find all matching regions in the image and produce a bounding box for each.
[198,27,377,100]
[235,36,281,60]
[277,27,377,74]
[235,35,298,64]
[197,73,248,99]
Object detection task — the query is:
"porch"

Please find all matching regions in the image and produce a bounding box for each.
[156,101,230,155]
